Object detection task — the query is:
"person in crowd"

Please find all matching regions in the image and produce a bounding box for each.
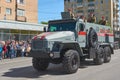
[16,41,21,57]
[21,42,25,57]
[25,44,31,56]
[2,42,7,59]
[6,43,11,58]
[0,44,3,60]
[13,41,17,58]
[0,40,32,59]
[10,40,16,59]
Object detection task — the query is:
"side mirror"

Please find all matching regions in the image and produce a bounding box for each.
[43,27,46,32]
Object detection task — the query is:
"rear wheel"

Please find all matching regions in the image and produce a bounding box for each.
[94,47,104,65]
[104,47,111,63]
[62,50,80,74]
[32,58,49,71]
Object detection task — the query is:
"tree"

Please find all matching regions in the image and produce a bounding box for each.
[41,21,48,25]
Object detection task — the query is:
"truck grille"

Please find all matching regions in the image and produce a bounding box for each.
[32,40,48,50]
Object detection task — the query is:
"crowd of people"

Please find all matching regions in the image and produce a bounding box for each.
[0,40,31,60]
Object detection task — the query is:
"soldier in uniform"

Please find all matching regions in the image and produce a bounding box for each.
[68,9,75,19]
[87,13,96,23]
[99,16,106,25]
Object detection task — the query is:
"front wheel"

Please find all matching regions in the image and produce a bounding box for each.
[62,50,80,74]
[32,58,49,71]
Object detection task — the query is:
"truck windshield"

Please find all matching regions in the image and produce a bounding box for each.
[48,22,76,32]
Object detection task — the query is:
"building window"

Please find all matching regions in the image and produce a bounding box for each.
[77,10,83,13]
[88,0,95,2]
[77,0,83,3]
[106,0,108,3]
[17,9,25,16]
[106,16,108,20]
[88,3,95,6]
[17,0,24,4]
[64,0,70,2]
[6,0,12,3]
[88,9,95,13]
[70,0,74,2]
[101,0,103,4]
[6,8,12,15]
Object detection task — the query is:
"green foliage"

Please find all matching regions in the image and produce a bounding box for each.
[41,21,48,24]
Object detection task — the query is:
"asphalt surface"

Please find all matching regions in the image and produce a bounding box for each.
[0,49,120,80]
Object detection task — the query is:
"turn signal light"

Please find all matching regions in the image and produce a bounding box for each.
[40,35,45,40]
[33,36,37,40]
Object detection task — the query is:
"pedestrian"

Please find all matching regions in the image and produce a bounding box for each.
[10,40,16,59]
[6,43,11,58]
[2,42,7,59]
[21,42,25,57]
[13,42,17,58]
[16,41,21,57]
[0,44,3,60]
[25,44,31,56]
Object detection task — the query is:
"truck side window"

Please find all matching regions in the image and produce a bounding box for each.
[79,23,85,31]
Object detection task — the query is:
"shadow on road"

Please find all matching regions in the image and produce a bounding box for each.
[80,60,97,68]
[2,60,97,79]
[2,64,65,79]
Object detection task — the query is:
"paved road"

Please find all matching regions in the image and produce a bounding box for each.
[0,49,120,80]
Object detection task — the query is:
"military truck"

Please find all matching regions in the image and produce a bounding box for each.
[29,19,114,74]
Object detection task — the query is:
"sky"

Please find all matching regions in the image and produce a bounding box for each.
[38,0,120,25]
[38,0,64,22]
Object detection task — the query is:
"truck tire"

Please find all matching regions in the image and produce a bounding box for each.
[88,28,98,48]
[104,47,111,63]
[32,58,49,71]
[94,47,104,65]
[62,50,80,74]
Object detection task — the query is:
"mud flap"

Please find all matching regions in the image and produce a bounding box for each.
[89,47,96,59]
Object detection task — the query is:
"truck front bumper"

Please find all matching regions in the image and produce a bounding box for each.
[28,50,50,58]
[28,50,60,58]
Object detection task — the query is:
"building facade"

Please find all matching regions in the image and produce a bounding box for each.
[0,20,47,41]
[113,0,119,29]
[0,0,38,23]
[113,0,120,48]
[64,0,120,28]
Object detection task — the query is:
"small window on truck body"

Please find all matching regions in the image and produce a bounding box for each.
[79,23,85,31]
